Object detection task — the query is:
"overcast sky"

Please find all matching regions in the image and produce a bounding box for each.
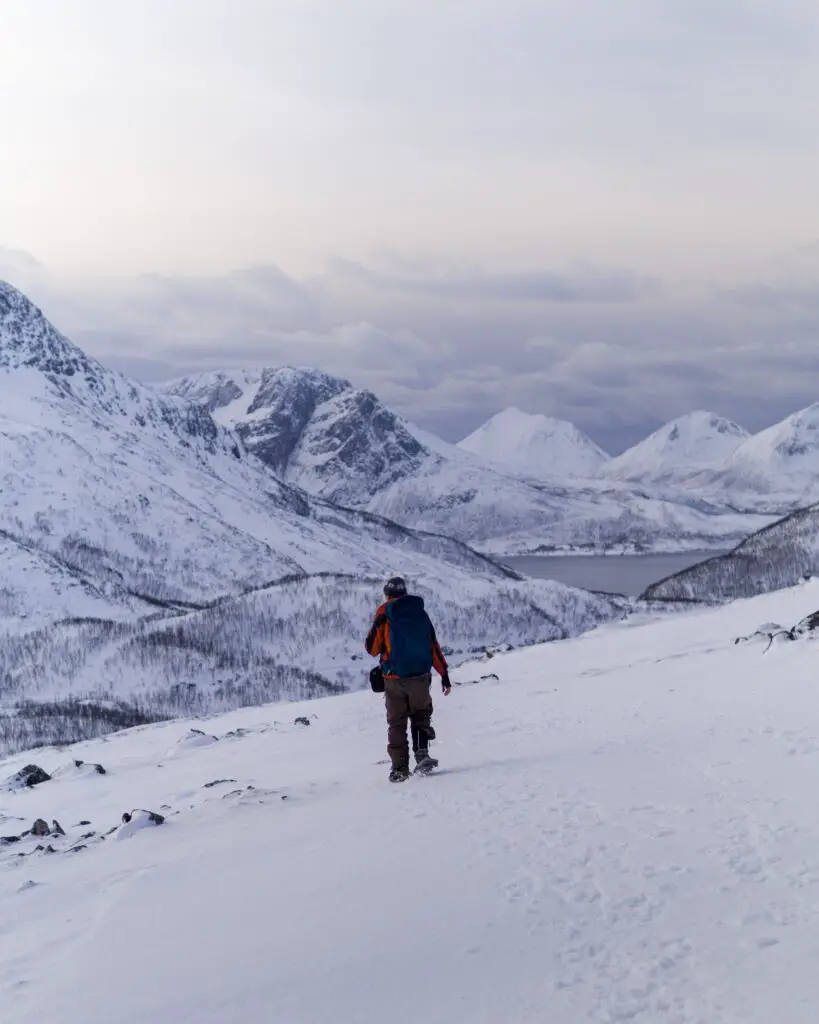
[3,0,819,452]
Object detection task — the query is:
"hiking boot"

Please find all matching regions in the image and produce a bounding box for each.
[389,764,411,783]
[414,750,438,773]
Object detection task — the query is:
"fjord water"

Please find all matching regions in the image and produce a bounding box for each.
[503,552,725,596]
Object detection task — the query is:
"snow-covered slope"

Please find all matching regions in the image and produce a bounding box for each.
[642,502,819,603]
[163,369,771,555]
[6,582,819,1022]
[0,281,631,727]
[696,403,819,506]
[457,406,610,477]
[0,282,514,607]
[601,411,749,485]
[0,574,621,741]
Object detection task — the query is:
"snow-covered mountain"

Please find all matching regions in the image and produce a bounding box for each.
[163,367,431,505]
[457,406,610,478]
[692,403,819,507]
[600,411,749,485]
[0,281,629,734]
[0,284,502,609]
[163,369,770,556]
[6,582,819,1022]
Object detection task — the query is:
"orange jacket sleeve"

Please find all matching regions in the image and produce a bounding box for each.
[430,623,448,678]
[365,604,389,659]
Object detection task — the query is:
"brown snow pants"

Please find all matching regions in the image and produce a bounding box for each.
[385,674,433,769]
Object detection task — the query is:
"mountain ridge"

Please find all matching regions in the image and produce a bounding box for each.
[162,367,768,556]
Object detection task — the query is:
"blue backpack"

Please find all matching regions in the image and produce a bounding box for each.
[383,595,434,678]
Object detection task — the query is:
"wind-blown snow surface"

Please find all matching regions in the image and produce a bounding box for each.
[601,411,749,485]
[6,583,819,1022]
[163,369,771,555]
[457,406,610,477]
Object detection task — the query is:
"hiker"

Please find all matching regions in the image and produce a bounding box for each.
[365,576,451,783]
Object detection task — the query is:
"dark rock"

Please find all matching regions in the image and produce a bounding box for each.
[1,835,21,845]
[77,820,91,826]
[294,716,311,727]
[31,819,50,837]
[12,765,51,789]
[203,779,237,788]
[122,809,165,826]
[51,820,66,836]
[75,759,107,775]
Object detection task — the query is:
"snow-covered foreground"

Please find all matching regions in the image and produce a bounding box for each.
[5,585,819,1022]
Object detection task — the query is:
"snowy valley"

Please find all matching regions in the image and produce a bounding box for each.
[0,283,622,751]
[4,278,819,760]
[5,581,819,1022]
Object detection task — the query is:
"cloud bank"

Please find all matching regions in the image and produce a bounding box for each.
[4,246,819,455]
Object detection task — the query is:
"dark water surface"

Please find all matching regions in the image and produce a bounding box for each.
[502,552,725,597]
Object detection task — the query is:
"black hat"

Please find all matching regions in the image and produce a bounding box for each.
[384,576,408,598]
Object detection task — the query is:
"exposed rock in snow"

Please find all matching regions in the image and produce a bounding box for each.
[7,765,51,791]
[457,406,610,478]
[117,809,165,842]
[168,730,219,755]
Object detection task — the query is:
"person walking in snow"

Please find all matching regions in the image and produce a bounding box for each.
[365,576,451,782]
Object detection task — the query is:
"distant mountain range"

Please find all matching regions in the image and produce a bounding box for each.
[459,404,819,514]
[0,281,623,751]
[162,370,769,557]
[5,276,819,754]
[599,411,749,485]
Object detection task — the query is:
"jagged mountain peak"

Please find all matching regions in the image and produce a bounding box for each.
[0,280,98,379]
[164,366,352,418]
[162,366,433,499]
[457,406,610,477]
[0,282,235,460]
